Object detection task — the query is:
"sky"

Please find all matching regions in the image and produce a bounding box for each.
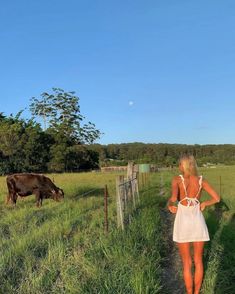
[0,0,235,145]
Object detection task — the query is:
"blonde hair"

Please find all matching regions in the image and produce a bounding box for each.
[179,154,198,176]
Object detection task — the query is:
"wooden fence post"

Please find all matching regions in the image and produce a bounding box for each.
[130,179,135,209]
[127,161,134,179]
[116,176,124,230]
[136,172,140,203]
[116,173,140,230]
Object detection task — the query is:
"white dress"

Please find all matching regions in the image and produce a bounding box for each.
[173,175,210,243]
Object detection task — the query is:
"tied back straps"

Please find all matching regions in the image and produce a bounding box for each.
[179,197,200,207]
[179,175,203,199]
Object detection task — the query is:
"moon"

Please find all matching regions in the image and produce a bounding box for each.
[129,101,134,106]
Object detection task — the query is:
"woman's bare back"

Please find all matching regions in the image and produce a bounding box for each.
[175,175,203,206]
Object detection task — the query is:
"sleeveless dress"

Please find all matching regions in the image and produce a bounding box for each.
[173,175,210,243]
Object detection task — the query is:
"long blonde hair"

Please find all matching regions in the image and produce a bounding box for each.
[179,154,198,176]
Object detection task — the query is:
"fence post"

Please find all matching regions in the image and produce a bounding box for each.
[116,176,124,230]
[130,179,135,209]
[104,185,109,234]
[136,172,140,203]
[115,173,140,230]
[127,161,134,179]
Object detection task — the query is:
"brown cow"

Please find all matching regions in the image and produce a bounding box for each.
[6,173,64,207]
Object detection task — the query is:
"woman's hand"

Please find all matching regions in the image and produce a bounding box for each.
[200,202,207,211]
[168,205,178,214]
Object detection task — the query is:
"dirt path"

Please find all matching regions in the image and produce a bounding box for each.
[160,209,185,294]
[159,176,185,294]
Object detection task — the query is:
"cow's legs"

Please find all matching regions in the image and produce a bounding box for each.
[34,190,43,207]
[6,179,17,205]
[5,194,11,204]
[12,193,18,205]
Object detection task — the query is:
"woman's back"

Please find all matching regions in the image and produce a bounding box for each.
[168,154,220,294]
[177,175,203,205]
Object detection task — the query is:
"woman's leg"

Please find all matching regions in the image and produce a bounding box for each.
[178,242,193,294]
[193,241,204,294]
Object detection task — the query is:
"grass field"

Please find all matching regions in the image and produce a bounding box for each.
[0,167,234,293]
[0,172,163,293]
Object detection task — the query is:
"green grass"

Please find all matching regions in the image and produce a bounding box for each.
[0,167,234,293]
[0,172,163,293]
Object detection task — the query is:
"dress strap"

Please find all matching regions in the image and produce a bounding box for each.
[179,175,187,197]
[195,176,203,198]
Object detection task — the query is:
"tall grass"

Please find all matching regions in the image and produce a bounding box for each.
[0,167,234,293]
[0,172,163,293]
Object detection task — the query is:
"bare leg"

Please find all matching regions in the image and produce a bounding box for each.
[178,242,193,294]
[193,241,204,294]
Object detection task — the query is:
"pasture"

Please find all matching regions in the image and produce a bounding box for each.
[0,172,162,293]
[0,167,234,293]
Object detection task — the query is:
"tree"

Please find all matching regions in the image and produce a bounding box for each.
[0,113,53,174]
[19,121,52,172]
[29,92,54,131]
[30,88,102,144]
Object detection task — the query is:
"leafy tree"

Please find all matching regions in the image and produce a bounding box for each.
[48,143,68,172]
[30,88,101,144]
[66,145,99,171]
[19,121,52,172]
[29,92,54,130]
[0,113,53,174]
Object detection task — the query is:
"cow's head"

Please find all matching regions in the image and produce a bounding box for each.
[51,188,64,201]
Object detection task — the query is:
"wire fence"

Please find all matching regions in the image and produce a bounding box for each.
[75,186,109,234]
[116,174,140,230]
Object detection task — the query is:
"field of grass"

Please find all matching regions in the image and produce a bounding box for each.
[0,167,234,293]
[0,172,164,293]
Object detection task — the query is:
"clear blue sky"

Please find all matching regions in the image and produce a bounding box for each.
[1,0,235,145]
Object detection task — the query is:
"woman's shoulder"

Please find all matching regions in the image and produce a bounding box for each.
[172,175,182,183]
[173,174,203,182]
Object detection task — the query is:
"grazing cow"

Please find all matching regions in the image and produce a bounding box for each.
[6,173,64,207]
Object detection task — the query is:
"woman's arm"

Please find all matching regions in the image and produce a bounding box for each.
[200,179,220,211]
[167,177,178,213]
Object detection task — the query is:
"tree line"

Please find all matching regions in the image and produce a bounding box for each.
[89,142,235,167]
[1,88,235,174]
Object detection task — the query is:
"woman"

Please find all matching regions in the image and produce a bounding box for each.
[167,154,220,294]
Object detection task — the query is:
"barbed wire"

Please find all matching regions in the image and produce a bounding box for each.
[76,187,104,198]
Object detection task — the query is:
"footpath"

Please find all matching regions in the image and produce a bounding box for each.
[159,175,185,294]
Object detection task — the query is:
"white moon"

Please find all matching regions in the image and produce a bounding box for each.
[129,101,134,106]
